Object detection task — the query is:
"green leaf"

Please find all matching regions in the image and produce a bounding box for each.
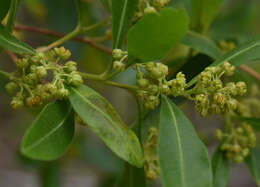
[212,147,230,187]
[127,8,189,63]
[188,37,260,86]
[6,0,19,32]
[191,0,222,33]
[246,148,260,186]
[236,117,260,131]
[112,0,138,49]
[0,24,35,54]
[182,31,222,59]
[68,84,144,167]
[0,0,11,21]
[21,101,75,160]
[74,0,90,27]
[158,95,212,187]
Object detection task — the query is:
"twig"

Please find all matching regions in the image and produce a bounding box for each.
[5,51,18,63]
[14,24,112,55]
[240,64,260,81]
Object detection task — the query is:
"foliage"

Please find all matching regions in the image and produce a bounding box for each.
[0,0,260,186]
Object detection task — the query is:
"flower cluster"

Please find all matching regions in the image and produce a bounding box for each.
[5,47,83,109]
[193,62,247,117]
[133,0,170,21]
[143,127,160,180]
[112,49,128,72]
[215,123,256,163]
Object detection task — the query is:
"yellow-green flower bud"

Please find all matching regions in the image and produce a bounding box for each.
[112,49,125,59]
[36,66,48,78]
[113,61,126,72]
[144,6,157,14]
[137,78,150,88]
[222,61,235,76]
[5,82,18,94]
[65,61,77,72]
[215,129,223,141]
[11,97,24,109]
[236,82,247,95]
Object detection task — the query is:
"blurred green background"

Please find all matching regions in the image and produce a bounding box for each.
[1,0,260,186]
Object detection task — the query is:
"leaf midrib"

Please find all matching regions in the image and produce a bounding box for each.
[164,98,186,186]
[23,106,72,152]
[70,87,141,162]
[114,0,128,48]
[0,27,34,53]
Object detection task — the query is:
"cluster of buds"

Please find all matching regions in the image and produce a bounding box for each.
[193,62,247,116]
[135,62,169,110]
[215,123,256,163]
[133,0,170,21]
[143,127,160,180]
[5,47,83,109]
[112,49,128,72]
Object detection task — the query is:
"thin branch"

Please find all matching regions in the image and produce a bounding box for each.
[240,64,260,81]
[14,24,112,55]
[5,51,18,64]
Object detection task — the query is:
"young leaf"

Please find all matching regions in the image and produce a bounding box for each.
[245,148,260,186]
[127,8,189,63]
[68,84,144,167]
[0,0,11,21]
[191,0,222,33]
[0,24,35,54]
[112,0,138,49]
[212,147,230,187]
[236,117,260,131]
[21,101,75,160]
[158,95,212,187]
[6,0,19,31]
[182,31,222,59]
[188,37,260,86]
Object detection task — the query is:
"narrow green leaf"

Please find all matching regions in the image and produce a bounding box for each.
[0,0,11,21]
[0,24,35,54]
[236,117,260,131]
[68,84,144,167]
[6,0,19,32]
[188,37,260,86]
[21,101,75,160]
[74,0,90,27]
[246,148,260,186]
[112,0,138,49]
[158,96,212,187]
[127,8,189,62]
[191,0,222,33]
[212,148,230,187]
[182,31,222,59]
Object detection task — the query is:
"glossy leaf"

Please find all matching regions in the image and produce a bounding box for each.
[112,0,138,48]
[212,147,230,187]
[246,148,260,186]
[21,101,75,160]
[182,31,222,59]
[6,0,19,31]
[68,84,144,167]
[0,24,35,54]
[127,8,189,62]
[158,96,212,187]
[0,0,11,21]
[236,117,260,131]
[188,37,260,86]
[191,0,222,33]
